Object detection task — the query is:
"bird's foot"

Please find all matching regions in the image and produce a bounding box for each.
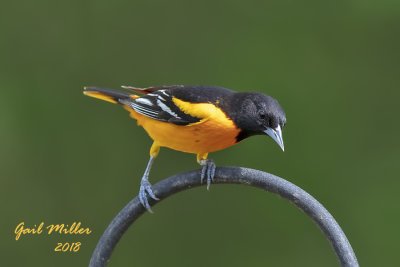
[138,177,159,212]
[200,159,216,190]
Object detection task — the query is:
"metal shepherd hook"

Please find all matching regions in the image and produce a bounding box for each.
[89,167,359,267]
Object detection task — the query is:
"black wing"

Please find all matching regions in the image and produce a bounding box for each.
[121,89,201,126]
[121,85,184,95]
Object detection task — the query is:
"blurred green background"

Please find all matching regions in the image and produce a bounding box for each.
[1,0,399,266]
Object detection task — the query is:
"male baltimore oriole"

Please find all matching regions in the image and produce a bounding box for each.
[84,85,286,211]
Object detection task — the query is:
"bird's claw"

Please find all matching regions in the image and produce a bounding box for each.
[200,159,216,190]
[138,177,159,212]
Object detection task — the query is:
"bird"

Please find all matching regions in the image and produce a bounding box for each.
[83,85,286,211]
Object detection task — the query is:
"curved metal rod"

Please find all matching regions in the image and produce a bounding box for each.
[89,167,359,267]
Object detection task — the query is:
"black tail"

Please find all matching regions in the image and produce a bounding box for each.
[83,87,133,104]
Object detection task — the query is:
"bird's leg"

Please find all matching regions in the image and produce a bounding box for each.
[197,153,216,190]
[138,143,160,212]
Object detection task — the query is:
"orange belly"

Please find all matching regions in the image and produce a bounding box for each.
[125,105,240,154]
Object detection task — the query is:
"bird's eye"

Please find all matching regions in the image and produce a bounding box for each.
[258,111,266,119]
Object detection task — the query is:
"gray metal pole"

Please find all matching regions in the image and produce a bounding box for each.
[89,167,358,267]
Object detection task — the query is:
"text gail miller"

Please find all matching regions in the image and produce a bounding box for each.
[14,222,92,240]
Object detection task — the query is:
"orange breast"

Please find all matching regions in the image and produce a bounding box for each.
[124,99,240,154]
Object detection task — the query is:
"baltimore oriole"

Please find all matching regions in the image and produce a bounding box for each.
[84,85,286,211]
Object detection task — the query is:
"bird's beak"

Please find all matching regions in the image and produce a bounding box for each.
[264,125,284,151]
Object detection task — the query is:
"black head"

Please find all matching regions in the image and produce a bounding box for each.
[230,92,286,150]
